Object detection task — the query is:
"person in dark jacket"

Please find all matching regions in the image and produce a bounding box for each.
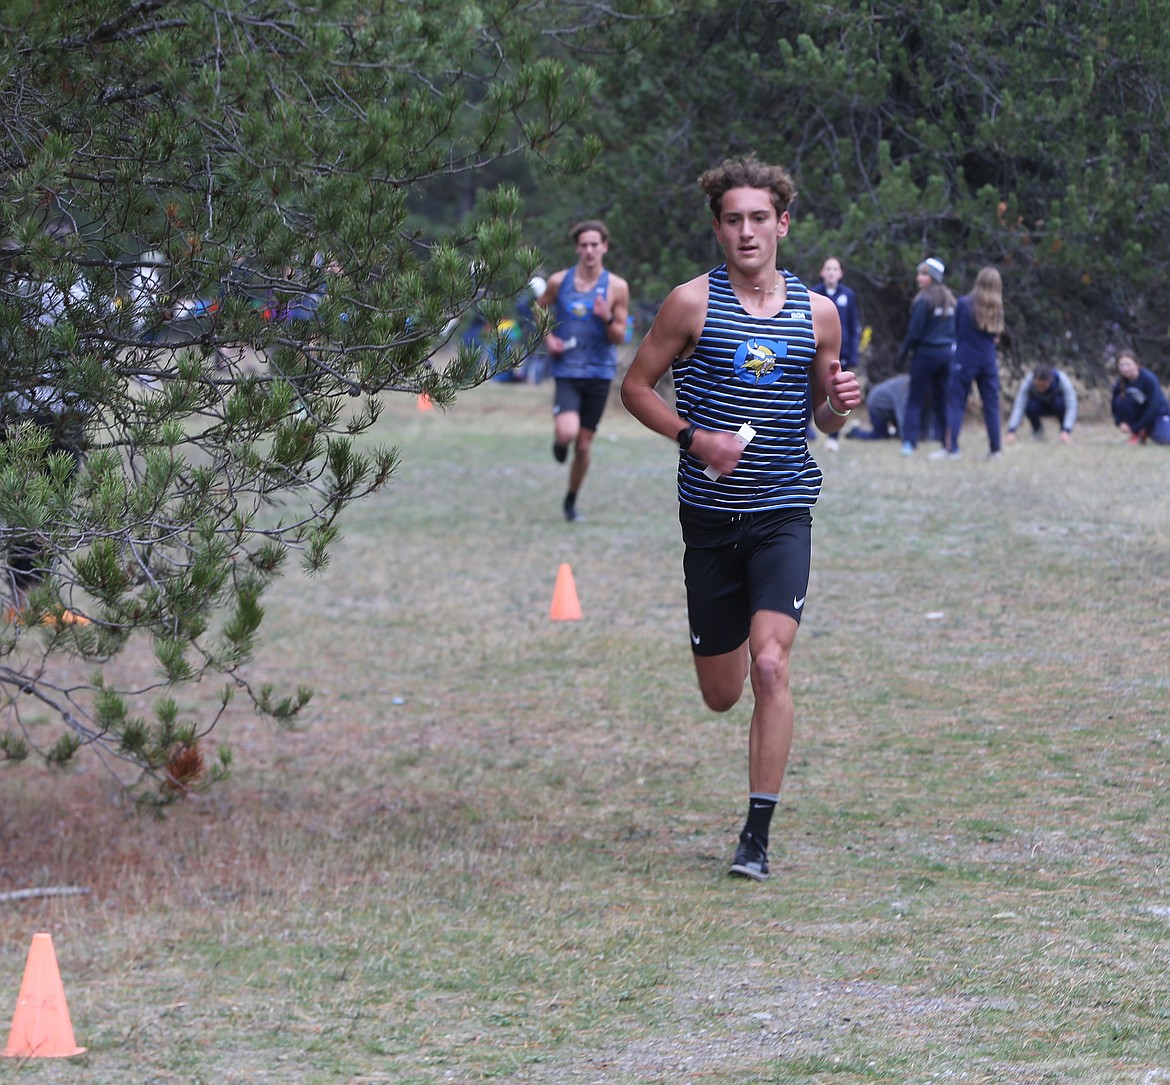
[810,256,861,452]
[935,266,1004,459]
[897,257,955,455]
[1111,349,1170,445]
[1005,365,1078,443]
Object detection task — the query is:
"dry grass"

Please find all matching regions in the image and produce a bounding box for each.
[3,380,1170,1084]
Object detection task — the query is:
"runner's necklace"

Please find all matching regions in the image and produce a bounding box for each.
[728,276,781,295]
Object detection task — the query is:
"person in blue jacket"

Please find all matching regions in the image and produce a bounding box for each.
[935,266,1004,459]
[810,256,861,451]
[1111,349,1170,445]
[897,257,955,456]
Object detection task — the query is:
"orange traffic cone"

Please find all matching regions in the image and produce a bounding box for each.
[549,563,582,621]
[416,393,434,411]
[3,933,86,1058]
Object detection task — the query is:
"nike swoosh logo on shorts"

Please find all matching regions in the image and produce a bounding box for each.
[793,595,806,610]
[690,630,701,645]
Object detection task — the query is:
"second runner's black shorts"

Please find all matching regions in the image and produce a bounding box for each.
[553,377,612,433]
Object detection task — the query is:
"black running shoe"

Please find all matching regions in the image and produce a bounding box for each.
[563,496,581,523]
[728,831,769,881]
[552,441,569,463]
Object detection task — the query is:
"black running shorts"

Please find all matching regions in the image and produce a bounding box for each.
[553,377,612,433]
[679,504,813,657]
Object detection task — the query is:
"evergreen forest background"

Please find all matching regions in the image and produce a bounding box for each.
[418,0,1170,385]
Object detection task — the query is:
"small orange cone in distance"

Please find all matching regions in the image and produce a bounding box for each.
[417,393,434,411]
[3,933,86,1058]
[549,563,582,621]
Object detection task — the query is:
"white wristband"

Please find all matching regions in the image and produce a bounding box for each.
[826,399,851,418]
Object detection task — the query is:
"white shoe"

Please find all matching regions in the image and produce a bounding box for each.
[928,448,959,460]
[825,436,839,452]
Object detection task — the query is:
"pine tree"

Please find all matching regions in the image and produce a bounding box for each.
[0,0,620,800]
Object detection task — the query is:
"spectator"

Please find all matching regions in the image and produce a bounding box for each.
[1111,349,1170,445]
[845,374,908,440]
[2,218,93,624]
[460,277,544,383]
[522,276,550,384]
[810,256,861,452]
[935,266,1004,460]
[1005,365,1078,443]
[124,249,169,336]
[269,253,342,323]
[897,257,955,456]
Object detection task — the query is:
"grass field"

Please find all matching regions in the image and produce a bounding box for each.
[3,377,1170,1084]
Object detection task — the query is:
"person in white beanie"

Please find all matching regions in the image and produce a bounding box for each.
[897,256,955,455]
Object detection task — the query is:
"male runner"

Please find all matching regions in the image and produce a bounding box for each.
[620,157,860,881]
[537,220,630,522]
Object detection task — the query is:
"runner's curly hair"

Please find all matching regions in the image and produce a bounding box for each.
[698,156,798,218]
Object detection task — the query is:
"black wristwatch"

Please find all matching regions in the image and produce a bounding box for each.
[677,424,697,451]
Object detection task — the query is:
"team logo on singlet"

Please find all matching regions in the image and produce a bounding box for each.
[733,338,788,386]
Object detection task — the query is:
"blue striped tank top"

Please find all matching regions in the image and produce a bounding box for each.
[675,265,822,512]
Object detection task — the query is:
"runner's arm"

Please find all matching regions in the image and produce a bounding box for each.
[597,276,630,345]
[620,276,750,476]
[808,292,861,434]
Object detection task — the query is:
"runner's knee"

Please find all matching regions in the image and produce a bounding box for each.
[750,646,790,698]
[699,678,744,713]
[695,653,748,712]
